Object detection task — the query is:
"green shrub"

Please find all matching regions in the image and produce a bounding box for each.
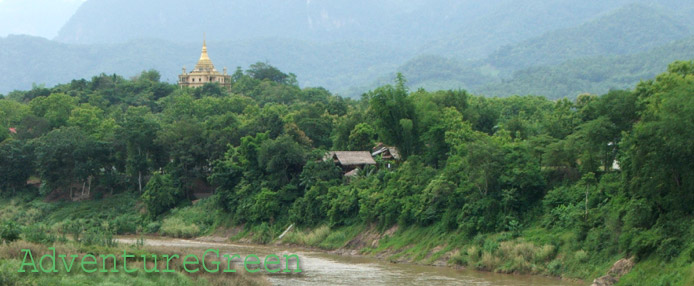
[281,230,305,245]
[574,250,588,263]
[0,221,20,243]
[656,237,681,262]
[167,203,216,235]
[252,222,274,244]
[160,217,200,238]
[81,225,116,247]
[63,219,85,241]
[305,225,330,246]
[112,214,139,234]
[141,173,182,217]
[319,230,347,249]
[450,249,465,265]
[546,259,563,276]
[535,244,557,263]
[280,225,333,247]
[482,239,499,253]
[23,224,56,244]
[465,245,482,265]
[144,221,161,234]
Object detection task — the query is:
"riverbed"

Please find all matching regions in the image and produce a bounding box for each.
[116,237,581,286]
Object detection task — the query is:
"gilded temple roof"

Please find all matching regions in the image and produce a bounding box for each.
[192,36,217,73]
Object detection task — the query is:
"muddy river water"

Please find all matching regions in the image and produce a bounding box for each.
[117,237,582,286]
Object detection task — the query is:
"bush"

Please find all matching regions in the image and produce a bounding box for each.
[141,173,182,217]
[81,226,116,247]
[547,259,563,276]
[160,217,200,238]
[319,230,347,249]
[144,221,161,234]
[535,244,557,263]
[656,237,681,262]
[23,224,56,244]
[252,222,274,244]
[574,250,588,263]
[465,245,482,266]
[112,214,139,234]
[0,221,20,244]
[167,203,216,234]
[281,225,331,247]
[63,219,85,241]
[304,226,330,246]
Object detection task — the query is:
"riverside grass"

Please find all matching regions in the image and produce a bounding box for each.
[1,193,690,284]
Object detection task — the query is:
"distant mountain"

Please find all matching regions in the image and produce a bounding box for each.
[56,0,678,61]
[477,37,694,99]
[0,35,412,96]
[55,0,474,47]
[486,4,692,73]
[419,0,638,60]
[393,3,694,99]
[4,0,694,99]
[380,55,497,92]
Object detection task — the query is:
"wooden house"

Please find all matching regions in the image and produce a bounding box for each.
[325,151,376,175]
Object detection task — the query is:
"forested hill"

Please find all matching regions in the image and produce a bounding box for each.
[1,61,693,284]
[477,36,694,98]
[486,4,692,73]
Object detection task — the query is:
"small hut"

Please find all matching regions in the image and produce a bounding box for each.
[371,143,401,161]
[325,151,376,174]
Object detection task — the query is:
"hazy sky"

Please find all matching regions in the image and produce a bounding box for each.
[0,0,85,39]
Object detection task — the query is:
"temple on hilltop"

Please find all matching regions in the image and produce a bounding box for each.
[178,36,231,89]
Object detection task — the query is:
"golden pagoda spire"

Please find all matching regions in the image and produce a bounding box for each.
[194,33,215,72]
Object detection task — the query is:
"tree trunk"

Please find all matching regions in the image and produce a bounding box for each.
[585,185,589,219]
[138,171,142,193]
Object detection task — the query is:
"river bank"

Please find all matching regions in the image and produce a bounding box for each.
[0,239,270,286]
[194,224,590,285]
[0,194,667,285]
[117,235,581,286]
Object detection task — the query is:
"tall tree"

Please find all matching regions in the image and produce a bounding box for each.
[368,74,418,158]
[118,106,162,193]
[0,140,34,194]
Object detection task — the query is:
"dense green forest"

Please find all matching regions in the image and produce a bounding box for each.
[1,61,693,285]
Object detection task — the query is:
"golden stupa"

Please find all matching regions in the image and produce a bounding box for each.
[178,35,231,89]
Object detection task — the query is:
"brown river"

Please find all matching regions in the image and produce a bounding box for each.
[117,237,582,286]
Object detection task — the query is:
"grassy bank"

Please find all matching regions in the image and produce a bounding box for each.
[0,240,268,286]
[241,222,694,285]
[0,192,221,241]
[2,192,693,285]
[265,224,606,280]
[0,193,268,285]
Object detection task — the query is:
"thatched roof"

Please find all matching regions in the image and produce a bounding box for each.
[325,151,376,166]
[372,146,401,160]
